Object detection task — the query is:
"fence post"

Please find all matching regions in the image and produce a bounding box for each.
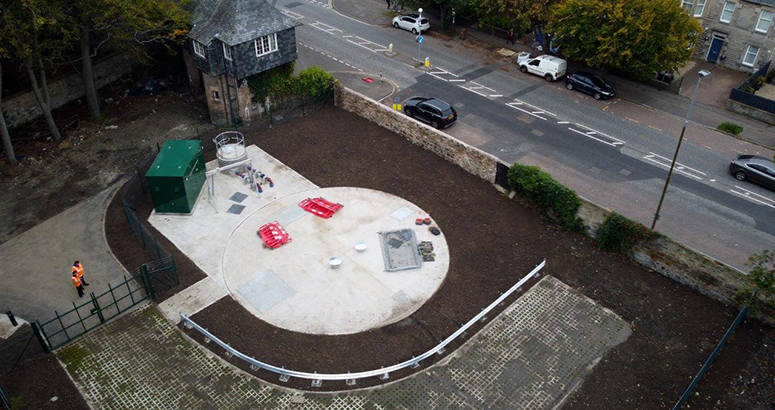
[140,264,157,300]
[31,321,51,354]
[90,293,106,325]
[154,237,162,260]
[170,257,179,285]
[0,385,9,410]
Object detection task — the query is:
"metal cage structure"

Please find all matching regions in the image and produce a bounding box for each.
[213,131,248,168]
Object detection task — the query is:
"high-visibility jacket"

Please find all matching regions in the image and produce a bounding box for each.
[72,264,84,279]
[71,275,82,287]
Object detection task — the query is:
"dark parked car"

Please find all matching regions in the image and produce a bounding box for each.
[729,155,775,191]
[565,72,615,100]
[404,97,457,129]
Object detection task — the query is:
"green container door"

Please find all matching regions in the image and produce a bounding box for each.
[146,140,206,214]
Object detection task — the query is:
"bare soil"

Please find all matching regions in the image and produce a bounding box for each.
[0,352,88,410]
[100,105,773,406]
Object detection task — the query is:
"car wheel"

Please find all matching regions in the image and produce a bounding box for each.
[594,93,602,100]
[520,66,528,73]
[412,28,418,35]
[431,120,440,129]
[544,74,553,82]
[735,171,747,181]
[566,83,573,90]
[394,22,399,28]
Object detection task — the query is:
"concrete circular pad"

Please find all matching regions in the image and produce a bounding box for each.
[222,187,449,335]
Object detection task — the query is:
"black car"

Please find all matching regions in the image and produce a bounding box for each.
[404,97,457,128]
[729,155,775,191]
[565,72,615,100]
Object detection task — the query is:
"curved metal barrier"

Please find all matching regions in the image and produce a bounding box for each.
[181,259,545,384]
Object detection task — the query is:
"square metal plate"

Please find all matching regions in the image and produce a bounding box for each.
[379,229,422,272]
[229,192,248,203]
[227,204,246,215]
[237,270,296,313]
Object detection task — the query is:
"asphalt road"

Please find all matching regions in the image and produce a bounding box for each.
[276,0,775,270]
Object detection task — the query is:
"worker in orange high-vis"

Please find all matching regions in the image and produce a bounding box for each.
[71,271,84,298]
[72,260,89,286]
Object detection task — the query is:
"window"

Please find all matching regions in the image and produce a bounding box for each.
[743,45,760,66]
[693,0,706,17]
[254,33,278,57]
[681,0,693,12]
[223,43,232,61]
[193,41,206,58]
[756,10,773,33]
[211,91,220,101]
[720,1,736,23]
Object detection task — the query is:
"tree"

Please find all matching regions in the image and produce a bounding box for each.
[0,63,17,165]
[2,0,74,142]
[67,0,190,120]
[737,250,775,308]
[548,0,702,81]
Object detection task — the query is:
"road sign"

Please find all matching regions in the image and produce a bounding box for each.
[416,35,424,44]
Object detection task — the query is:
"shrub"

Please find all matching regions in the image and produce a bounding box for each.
[507,164,584,231]
[767,69,775,84]
[718,122,743,135]
[597,213,656,253]
[298,67,336,102]
[247,64,336,106]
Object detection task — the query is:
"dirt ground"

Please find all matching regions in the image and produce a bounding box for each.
[99,105,773,407]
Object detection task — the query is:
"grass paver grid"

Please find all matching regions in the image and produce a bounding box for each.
[59,276,629,409]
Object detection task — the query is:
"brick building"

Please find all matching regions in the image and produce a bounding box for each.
[183,0,299,124]
[683,0,774,72]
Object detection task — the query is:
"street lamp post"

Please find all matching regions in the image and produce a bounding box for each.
[651,70,711,230]
[416,8,423,63]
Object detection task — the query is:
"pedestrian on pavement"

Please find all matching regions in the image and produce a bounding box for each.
[72,260,89,286]
[71,271,84,298]
[386,0,391,9]
[506,28,515,45]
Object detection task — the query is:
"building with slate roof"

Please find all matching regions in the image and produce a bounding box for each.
[684,0,774,72]
[183,0,300,124]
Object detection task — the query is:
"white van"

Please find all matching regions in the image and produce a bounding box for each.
[519,55,567,81]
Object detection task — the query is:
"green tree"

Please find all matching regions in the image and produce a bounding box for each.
[1,0,75,142]
[549,0,701,81]
[67,0,190,120]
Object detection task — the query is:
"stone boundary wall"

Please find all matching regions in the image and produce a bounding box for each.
[334,84,774,324]
[3,53,133,128]
[726,98,775,126]
[334,84,498,182]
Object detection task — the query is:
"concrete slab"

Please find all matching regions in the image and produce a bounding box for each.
[0,314,27,339]
[157,277,228,324]
[222,187,450,335]
[148,145,318,289]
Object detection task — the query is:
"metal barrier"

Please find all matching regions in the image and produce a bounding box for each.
[181,259,545,385]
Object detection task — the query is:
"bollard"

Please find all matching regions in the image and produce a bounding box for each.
[5,311,18,327]
[388,43,393,53]
[424,57,430,68]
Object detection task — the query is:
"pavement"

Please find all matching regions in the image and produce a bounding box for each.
[0,184,128,323]
[284,0,775,271]
[59,276,630,409]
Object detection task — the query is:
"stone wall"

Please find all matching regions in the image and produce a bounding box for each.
[334,84,498,182]
[3,53,133,128]
[335,84,774,324]
[726,98,775,125]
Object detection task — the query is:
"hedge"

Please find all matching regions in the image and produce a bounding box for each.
[507,164,584,231]
[597,213,656,253]
[718,122,743,135]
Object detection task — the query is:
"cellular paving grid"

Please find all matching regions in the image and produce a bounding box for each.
[59,277,629,410]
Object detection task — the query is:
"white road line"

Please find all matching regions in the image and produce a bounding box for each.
[490,94,503,98]
[513,99,557,117]
[643,153,703,180]
[730,188,775,209]
[467,82,496,93]
[428,73,449,82]
[342,35,353,38]
[574,123,624,146]
[506,102,547,120]
[461,86,488,97]
[557,121,569,124]
[281,9,303,19]
[568,127,622,148]
[448,79,466,82]
[310,22,341,34]
[646,152,706,175]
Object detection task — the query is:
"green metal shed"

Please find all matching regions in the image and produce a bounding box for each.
[146,140,206,214]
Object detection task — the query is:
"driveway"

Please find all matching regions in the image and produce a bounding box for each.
[679,60,748,108]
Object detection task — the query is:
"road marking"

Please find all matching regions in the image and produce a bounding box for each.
[730,186,775,209]
[342,35,353,38]
[648,125,662,131]
[490,94,503,98]
[346,36,388,52]
[310,21,341,34]
[568,124,625,147]
[506,102,546,120]
[461,86,488,97]
[643,152,706,180]
[557,121,569,124]
[625,117,639,123]
[281,9,303,19]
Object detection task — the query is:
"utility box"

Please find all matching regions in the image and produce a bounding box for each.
[146,140,206,215]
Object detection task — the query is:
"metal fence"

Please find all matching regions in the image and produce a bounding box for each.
[181,260,545,386]
[0,324,43,377]
[729,60,775,114]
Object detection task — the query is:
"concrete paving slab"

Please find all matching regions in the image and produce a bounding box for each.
[157,277,228,324]
[222,187,450,335]
[0,185,127,322]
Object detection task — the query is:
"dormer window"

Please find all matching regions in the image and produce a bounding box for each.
[223,43,233,61]
[193,41,207,58]
[255,33,278,57]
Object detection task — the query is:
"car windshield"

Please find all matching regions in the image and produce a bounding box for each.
[421,19,429,24]
[590,77,607,88]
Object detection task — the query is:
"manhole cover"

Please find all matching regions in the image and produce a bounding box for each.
[379,229,422,272]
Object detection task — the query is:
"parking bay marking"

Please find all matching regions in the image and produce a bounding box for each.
[310,21,342,34]
[281,9,303,19]
[566,124,625,148]
[730,186,775,209]
[345,36,388,53]
[505,99,557,120]
[643,152,706,180]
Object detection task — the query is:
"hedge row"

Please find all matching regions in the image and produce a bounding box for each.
[507,164,584,232]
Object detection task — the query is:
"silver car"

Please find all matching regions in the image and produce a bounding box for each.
[729,155,775,191]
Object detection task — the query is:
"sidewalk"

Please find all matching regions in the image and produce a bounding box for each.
[332,0,775,150]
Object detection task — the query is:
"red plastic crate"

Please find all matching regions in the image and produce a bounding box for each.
[298,197,344,219]
[257,221,292,249]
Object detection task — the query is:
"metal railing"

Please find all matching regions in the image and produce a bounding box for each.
[181,259,545,384]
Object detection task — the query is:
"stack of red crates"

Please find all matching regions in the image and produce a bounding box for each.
[298,197,344,219]
[257,221,292,249]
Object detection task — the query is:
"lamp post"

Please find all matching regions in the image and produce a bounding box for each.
[416,8,424,63]
[651,70,711,230]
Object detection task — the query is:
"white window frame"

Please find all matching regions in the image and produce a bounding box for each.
[223,43,232,61]
[742,44,760,67]
[693,0,706,17]
[254,33,278,57]
[193,41,206,58]
[681,0,694,12]
[720,1,736,23]
[755,10,773,33]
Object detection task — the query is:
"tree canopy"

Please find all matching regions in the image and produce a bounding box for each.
[548,0,702,80]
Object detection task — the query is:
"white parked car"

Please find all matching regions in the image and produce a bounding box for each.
[519,55,567,81]
[392,14,430,34]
